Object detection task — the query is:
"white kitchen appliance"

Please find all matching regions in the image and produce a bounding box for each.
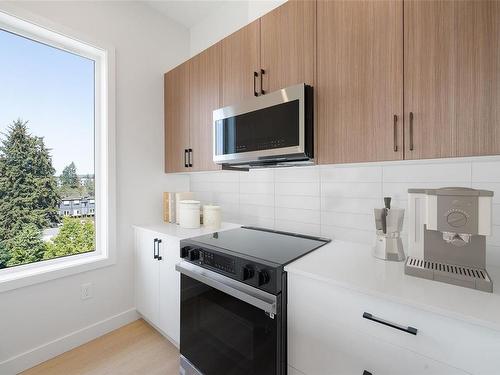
[373,197,405,261]
[406,187,494,292]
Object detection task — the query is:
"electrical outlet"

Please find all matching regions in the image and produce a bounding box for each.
[81,282,93,300]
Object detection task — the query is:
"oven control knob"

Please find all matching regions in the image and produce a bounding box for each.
[258,270,271,286]
[180,246,191,258]
[188,248,200,261]
[243,265,255,280]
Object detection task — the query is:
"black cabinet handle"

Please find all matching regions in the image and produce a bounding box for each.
[188,148,193,167]
[153,238,158,259]
[363,312,417,335]
[409,112,414,151]
[157,239,163,261]
[253,71,258,97]
[363,371,373,375]
[184,149,188,168]
[260,69,265,95]
[393,114,398,152]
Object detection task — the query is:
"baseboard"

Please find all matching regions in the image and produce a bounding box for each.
[0,308,139,375]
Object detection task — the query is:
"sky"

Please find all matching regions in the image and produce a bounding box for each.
[0,28,95,175]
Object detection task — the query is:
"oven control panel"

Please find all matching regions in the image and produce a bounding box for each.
[180,244,279,294]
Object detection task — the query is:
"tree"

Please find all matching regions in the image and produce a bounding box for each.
[44,217,95,260]
[0,241,10,269]
[0,120,60,248]
[60,162,79,188]
[7,224,47,267]
[83,175,95,197]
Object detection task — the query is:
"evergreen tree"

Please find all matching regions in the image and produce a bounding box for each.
[60,162,79,188]
[7,224,47,267]
[0,119,60,249]
[0,241,10,269]
[44,217,95,259]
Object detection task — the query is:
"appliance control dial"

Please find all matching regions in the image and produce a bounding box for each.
[242,265,255,280]
[447,211,468,227]
[258,270,271,286]
[188,248,200,261]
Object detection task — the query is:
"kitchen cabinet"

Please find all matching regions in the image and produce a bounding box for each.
[164,62,190,173]
[317,0,403,164]
[404,0,500,159]
[260,0,315,93]
[288,273,499,375]
[134,228,180,345]
[221,20,261,106]
[189,43,221,172]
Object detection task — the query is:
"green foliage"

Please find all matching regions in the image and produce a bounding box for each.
[44,218,95,260]
[0,241,10,269]
[0,119,60,246]
[6,224,47,267]
[58,165,94,199]
[60,162,79,188]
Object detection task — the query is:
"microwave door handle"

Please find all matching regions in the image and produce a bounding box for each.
[176,262,277,318]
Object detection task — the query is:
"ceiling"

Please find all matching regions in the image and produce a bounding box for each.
[145,1,230,29]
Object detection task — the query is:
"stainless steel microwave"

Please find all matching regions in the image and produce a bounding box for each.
[213,83,313,168]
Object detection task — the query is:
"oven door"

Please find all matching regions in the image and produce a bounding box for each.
[176,262,282,375]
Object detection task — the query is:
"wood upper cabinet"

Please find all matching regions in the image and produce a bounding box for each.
[189,43,221,171]
[404,0,500,159]
[260,0,316,93]
[221,20,261,107]
[164,62,190,173]
[317,0,403,164]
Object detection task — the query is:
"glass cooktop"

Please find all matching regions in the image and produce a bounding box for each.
[187,226,331,266]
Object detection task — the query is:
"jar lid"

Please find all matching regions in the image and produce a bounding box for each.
[204,205,220,210]
[180,200,200,205]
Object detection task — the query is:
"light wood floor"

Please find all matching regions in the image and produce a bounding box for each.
[22,319,179,375]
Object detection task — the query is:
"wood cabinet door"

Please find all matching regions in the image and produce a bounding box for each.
[189,44,221,172]
[164,63,190,173]
[404,0,500,159]
[134,229,159,326]
[317,0,403,164]
[221,20,261,107]
[260,0,315,93]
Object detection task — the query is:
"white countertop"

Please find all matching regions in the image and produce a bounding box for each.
[285,240,500,331]
[132,222,241,240]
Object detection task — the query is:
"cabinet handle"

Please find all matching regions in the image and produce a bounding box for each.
[260,69,265,95]
[253,71,258,97]
[409,112,414,151]
[153,238,158,259]
[393,114,398,152]
[362,312,418,335]
[157,239,162,261]
[188,148,193,167]
[184,149,188,168]
[363,371,373,375]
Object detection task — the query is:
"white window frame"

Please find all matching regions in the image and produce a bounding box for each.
[0,9,116,293]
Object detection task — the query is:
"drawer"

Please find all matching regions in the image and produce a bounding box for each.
[289,310,467,375]
[288,273,500,374]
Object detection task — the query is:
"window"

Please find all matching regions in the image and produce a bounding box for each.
[0,10,115,291]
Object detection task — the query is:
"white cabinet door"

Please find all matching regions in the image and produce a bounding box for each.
[134,229,160,327]
[158,236,181,345]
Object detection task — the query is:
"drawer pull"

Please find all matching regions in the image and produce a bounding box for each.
[363,371,373,375]
[363,312,418,335]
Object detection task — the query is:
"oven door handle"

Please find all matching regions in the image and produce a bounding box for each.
[176,262,277,318]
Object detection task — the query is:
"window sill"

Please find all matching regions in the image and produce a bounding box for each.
[0,252,115,293]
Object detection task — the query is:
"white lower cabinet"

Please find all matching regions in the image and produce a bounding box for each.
[288,273,500,375]
[134,228,180,345]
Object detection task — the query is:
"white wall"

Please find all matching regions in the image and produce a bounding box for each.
[189,157,500,268]
[189,0,286,56]
[0,2,189,373]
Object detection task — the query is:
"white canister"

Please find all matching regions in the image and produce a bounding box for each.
[179,200,201,229]
[203,205,221,230]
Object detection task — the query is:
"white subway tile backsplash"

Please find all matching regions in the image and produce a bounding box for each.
[472,160,500,182]
[186,157,500,266]
[321,165,382,182]
[322,182,382,199]
[274,166,319,182]
[276,207,320,225]
[275,182,320,196]
[275,195,321,210]
[275,220,321,236]
[383,162,471,182]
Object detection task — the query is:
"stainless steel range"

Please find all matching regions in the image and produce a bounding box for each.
[176,226,330,375]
